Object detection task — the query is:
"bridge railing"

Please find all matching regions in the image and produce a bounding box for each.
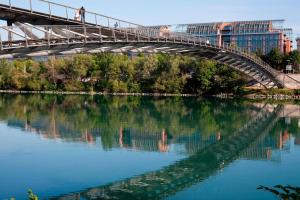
[131,27,277,74]
[159,31,280,77]
[192,34,278,78]
[0,0,281,82]
[0,1,277,75]
[0,25,163,51]
[0,0,142,29]
[0,24,281,85]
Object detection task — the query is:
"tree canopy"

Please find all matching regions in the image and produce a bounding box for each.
[260,49,300,71]
[0,53,246,94]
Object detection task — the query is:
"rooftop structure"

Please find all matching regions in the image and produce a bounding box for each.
[152,20,293,55]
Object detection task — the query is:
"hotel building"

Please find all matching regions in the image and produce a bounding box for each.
[150,20,293,55]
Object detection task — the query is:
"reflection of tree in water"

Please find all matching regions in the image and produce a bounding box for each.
[0,94,258,148]
[51,105,282,200]
[1,94,299,154]
[258,185,300,200]
[1,94,298,199]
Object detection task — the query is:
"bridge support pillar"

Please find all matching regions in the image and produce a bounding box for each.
[7,20,13,46]
[44,26,51,45]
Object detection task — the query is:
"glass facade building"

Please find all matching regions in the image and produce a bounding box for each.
[153,20,293,55]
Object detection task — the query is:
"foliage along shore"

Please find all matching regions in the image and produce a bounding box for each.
[0,50,299,96]
[0,53,245,95]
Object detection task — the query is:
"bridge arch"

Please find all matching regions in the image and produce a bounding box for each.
[0,1,284,88]
[0,28,284,89]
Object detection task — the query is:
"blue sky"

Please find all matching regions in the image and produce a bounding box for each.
[54,0,299,34]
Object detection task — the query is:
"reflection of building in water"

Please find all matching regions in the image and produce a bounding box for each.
[279,131,290,150]
[53,105,284,200]
[7,118,96,144]
[241,130,290,161]
[6,117,221,154]
[6,115,294,161]
[117,128,220,154]
[84,129,94,144]
[117,128,166,152]
[295,135,300,145]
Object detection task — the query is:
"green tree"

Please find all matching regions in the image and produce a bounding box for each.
[44,57,67,90]
[212,64,245,94]
[255,48,264,58]
[265,48,284,70]
[153,56,188,93]
[0,59,13,89]
[134,54,158,92]
[186,59,217,94]
[284,50,300,71]
[0,53,246,94]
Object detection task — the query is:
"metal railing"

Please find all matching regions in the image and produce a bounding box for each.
[0,24,278,72]
[0,0,276,76]
[0,24,283,87]
[0,0,142,29]
[165,31,280,79]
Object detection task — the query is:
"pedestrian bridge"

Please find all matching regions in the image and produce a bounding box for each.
[0,0,296,89]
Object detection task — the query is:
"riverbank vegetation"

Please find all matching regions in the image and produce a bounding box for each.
[0,53,245,94]
[258,49,300,71]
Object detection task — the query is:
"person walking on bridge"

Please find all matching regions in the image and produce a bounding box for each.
[80,6,86,23]
[74,9,80,21]
[114,22,119,29]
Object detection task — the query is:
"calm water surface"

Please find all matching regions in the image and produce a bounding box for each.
[0,94,299,200]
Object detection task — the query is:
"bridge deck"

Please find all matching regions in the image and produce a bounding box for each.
[0,0,141,28]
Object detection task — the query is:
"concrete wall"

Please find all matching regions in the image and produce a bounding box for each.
[276,74,300,89]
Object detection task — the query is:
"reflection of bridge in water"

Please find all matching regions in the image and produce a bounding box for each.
[49,104,283,200]
[6,104,290,158]
[115,128,220,154]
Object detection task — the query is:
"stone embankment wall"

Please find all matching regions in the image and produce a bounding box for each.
[277,74,300,89]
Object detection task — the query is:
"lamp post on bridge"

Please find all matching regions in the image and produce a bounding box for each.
[285,59,293,74]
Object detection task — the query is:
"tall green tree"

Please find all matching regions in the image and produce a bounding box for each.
[284,50,300,71]
[265,48,284,70]
[0,59,13,89]
[0,53,246,94]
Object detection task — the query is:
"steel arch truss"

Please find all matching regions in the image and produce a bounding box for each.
[0,23,284,89]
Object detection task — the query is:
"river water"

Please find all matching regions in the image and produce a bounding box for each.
[0,94,299,200]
